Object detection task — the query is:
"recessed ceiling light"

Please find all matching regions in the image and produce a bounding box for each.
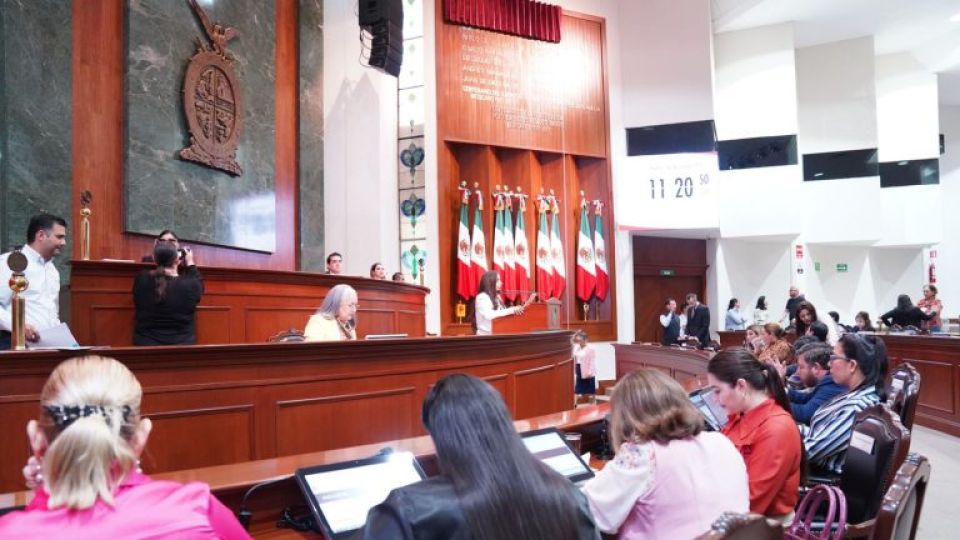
[951,12,960,22]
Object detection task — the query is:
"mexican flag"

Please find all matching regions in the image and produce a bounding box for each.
[575,203,596,302]
[594,207,609,302]
[513,198,531,303]
[550,200,566,299]
[470,190,488,288]
[536,201,554,299]
[456,192,474,300]
[502,196,517,303]
[492,195,506,289]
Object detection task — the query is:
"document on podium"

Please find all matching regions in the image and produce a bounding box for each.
[26,323,80,349]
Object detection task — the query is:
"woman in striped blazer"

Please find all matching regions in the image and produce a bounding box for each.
[799,333,888,475]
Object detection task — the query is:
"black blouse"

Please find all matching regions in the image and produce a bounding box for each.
[359,476,600,540]
[132,266,204,345]
[880,306,934,329]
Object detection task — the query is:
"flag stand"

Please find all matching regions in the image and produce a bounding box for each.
[582,302,590,321]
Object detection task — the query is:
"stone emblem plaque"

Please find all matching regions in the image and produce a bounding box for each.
[179,0,244,176]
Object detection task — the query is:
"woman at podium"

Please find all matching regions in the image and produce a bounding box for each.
[473,271,535,335]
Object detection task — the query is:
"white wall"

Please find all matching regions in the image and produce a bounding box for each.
[618,0,714,127]
[796,37,878,154]
[323,0,400,277]
[936,104,960,320]
[717,239,792,322]
[797,245,922,326]
[876,53,941,162]
[713,23,797,140]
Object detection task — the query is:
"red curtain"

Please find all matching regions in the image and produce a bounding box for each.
[444,0,562,43]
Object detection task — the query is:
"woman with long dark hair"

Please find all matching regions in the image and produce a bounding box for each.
[880,294,936,329]
[725,298,747,330]
[132,241,204,345]
[473,270,535,335]
[853,311,875,332]
[753,296,769,325]
[801,333,887,475]
[582,369,748,537]
[362,374,599,539]
[707,349,802,521]
[794,301,839,345]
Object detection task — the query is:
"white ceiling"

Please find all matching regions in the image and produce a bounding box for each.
[712,0,960,105]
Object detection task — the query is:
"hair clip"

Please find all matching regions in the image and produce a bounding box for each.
[44,404,134,429]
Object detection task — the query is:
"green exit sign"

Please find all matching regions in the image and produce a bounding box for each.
[836,263,848,273]
[660,269,675,276]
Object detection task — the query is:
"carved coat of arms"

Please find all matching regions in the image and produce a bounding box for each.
[179,0,244,176]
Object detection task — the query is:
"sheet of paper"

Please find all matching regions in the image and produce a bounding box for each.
[27,323,79,349]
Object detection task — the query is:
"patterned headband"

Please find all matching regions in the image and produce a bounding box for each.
[43,405,134,430]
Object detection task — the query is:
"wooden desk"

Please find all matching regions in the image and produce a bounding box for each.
[613,343,713,388]
[69,260,429,346]
[877,333,960,437]
[490,301,561,334]
[717,330,747,349]
[0,332,574,492]
[0,403,610,539]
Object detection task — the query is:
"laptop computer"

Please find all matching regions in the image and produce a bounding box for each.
[689,386,729,431]
[364,333,409,340]
[295,450,426,539]
[520,427,595,484]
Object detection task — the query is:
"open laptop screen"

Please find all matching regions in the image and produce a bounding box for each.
[295,451,425,539]
[521,427,595,483]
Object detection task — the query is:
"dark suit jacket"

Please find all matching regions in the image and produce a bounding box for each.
[686,304,711,348]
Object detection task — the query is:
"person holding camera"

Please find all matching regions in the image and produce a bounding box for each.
[132,239,204,345]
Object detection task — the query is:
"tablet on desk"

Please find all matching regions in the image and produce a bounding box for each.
[295,451,426,539]
[521,427,595,484]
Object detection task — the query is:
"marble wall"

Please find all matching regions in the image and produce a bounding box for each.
[0,0,73,278]
[125,0,276,252]
[299,0,324,271]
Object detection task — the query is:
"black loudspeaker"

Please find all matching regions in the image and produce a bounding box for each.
[359,0,403,77]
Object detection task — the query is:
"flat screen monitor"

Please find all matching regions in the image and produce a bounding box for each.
[520,427,595,484]
[295,451,426,539]
[689,387,728,431]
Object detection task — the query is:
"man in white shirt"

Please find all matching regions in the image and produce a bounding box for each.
[0,214,68,349]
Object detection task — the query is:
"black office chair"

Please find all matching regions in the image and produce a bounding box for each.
[870,453,931,540]
[838,404,911,524]
[887,363,921,431]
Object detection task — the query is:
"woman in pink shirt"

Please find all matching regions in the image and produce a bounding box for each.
[0,355,250,539]
[573,330,597,402]
[581,368,749,539]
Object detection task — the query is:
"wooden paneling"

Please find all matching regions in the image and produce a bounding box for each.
[436,7,617,342]
[70,260,429,345]
[614,343,712,388]
[0,331,574,492]
[882,335,960,436]
[143,405,256,472]
[632,236,708,343]
[72,0,299,271]
[632,236,708,270]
